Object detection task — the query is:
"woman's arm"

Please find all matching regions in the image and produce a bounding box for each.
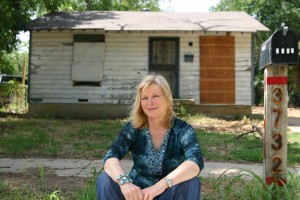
[103,122,136,179]
[164,160,200,185]
[105,158,144,200]
[142,160,200,200]
[104,157,126,182]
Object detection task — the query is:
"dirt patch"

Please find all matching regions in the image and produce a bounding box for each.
[0,167,89,198]
[187,108,263,135]
[190,117,263,135]
[252,106,300,118]
[188,107,300,134]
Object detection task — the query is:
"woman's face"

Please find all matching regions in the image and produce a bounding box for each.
[140,84,167,120]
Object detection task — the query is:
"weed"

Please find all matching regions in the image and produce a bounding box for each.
[49,190,62,200]
[38,165,46,191]
[179,105,187,115]
[205,168,300,200]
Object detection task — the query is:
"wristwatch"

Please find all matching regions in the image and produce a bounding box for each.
[163,177,173,188]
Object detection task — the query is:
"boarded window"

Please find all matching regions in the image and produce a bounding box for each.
[72,34,105,84]
[200,36,235,104]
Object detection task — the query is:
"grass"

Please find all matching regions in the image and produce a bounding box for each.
[0,176,96,200]
[0,117,124,159]
[197,130,263,163]
[0,167,102,200]
[0,113,299,199]
[201,168,300,200]
[1,167,299,199]
[1,115,299,166]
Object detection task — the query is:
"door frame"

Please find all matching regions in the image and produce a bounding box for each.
[148,37,180,98]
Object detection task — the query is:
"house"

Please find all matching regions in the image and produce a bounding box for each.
[26,11,269,118]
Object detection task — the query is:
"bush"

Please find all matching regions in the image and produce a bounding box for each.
[0,81,27,113]
[289,87,300,108]
[254,72,264,106]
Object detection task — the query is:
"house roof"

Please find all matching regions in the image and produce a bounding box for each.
[27,11,269,32]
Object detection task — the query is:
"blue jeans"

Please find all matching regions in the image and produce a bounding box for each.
[96,172,201,200]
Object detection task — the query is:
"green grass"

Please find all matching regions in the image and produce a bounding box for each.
[197,129,300,167]
[0,118,124,159]
[287,133,300,166]
[0,115,299,166]
[1,167,299,200]
[0,177,95,200]
[0,114,299,199]
[201,169,300,200]
[197,130,263,163]
[0,124,52,155]
[0,167,102,200]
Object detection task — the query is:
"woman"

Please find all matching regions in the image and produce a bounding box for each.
[96,74,204,200]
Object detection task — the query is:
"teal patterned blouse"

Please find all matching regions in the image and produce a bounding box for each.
[103,117,204,189]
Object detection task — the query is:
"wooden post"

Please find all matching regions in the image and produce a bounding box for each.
[22,58,26,85]
[260,24,298,190]
[21,58,27,110]
[263,65,288,186]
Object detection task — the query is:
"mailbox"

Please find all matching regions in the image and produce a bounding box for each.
[259,25,299,70]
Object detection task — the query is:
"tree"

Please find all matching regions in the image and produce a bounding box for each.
[0,0,37,54]
[211,0,300,37]
[0,41,28,75]
[0,53,18,75]
[211,0,300,107]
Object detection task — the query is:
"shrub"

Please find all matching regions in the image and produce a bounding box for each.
[0,80,27,113]
[289,86,300,108]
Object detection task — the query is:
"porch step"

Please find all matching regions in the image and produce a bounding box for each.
[173,99,195,115]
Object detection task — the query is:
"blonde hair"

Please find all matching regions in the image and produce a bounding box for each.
[129,74,176,129]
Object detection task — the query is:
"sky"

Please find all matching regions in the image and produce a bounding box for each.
[18,0,220,42]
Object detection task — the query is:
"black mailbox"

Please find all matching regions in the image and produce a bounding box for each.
[259,25,299,70]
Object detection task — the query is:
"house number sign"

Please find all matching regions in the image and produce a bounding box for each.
[259,25,298,188]
[263,67,288,187]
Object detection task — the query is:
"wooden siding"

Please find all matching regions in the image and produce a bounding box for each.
[177,34,201,104]
[234,33,252,105]
[29,30,252,105]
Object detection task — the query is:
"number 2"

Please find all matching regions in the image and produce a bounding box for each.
[271,155,282,174]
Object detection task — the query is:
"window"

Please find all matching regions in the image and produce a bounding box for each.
[72,34,105,86]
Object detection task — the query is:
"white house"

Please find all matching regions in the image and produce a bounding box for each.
[27,11,269,118]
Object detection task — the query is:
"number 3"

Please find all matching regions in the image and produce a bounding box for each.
[272,133,283,150]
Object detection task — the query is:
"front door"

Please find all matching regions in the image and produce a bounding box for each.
[200,36,235,104]
[149,38,179,98]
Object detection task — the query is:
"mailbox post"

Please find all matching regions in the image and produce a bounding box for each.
[259,24,298,187]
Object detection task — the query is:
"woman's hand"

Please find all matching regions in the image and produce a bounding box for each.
[120,183,144,200]
[142,180,168,200]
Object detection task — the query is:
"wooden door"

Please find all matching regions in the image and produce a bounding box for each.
[200,36,235,104]
[149,38,179,98]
